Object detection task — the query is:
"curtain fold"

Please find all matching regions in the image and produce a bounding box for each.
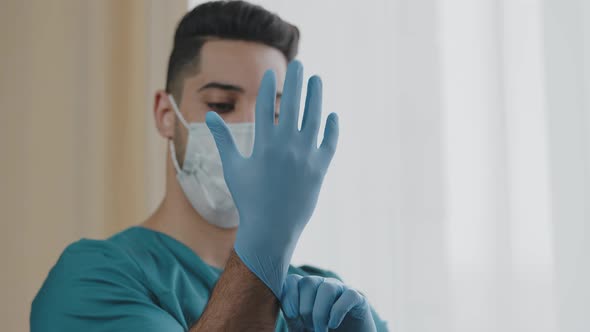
[248,0,590,330]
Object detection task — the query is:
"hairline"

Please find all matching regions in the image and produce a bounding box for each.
[168,36,289,103]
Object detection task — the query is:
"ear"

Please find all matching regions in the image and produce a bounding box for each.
[154,90,175,139]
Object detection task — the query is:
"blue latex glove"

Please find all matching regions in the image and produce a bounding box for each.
[281,274,377,332]
[205,60,339,298]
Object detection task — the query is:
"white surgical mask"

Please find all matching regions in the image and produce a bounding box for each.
[168,95,254,228]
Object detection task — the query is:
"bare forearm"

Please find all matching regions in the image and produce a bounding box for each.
[189,250,279,331]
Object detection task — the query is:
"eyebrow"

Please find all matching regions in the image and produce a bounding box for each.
[199,82,244,93]
[198,81,282,98]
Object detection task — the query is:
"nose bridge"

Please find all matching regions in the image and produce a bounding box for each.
[237,95,257,123]
[244,106,256,123]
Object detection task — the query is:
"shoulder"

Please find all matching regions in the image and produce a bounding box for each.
[31,238,150,331]
[48,237,144,282]
[32,237,147,298]
[36,229,152,295]
[63,237,129,259]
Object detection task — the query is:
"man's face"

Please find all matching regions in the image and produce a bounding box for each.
[178,40,287,125]
[154,39,288,167]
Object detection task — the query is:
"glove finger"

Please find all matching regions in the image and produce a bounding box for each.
[328,288,365,329]
[298,276,324,328]
[278,60,303,131]
[319,112,339,167]
[254,70,277,151]
[312,279,343,332]
[205,111,240,164]
[300,76,323,146]
[281,274,303,319]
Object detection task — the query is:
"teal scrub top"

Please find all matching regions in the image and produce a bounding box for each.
[31,226,388,331]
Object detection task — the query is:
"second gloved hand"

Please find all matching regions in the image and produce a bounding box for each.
[281,275,377,332]
[205,60,339,298]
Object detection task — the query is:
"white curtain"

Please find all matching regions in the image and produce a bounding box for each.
[186,1,590,331]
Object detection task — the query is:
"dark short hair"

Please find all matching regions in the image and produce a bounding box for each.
[165,0,300,100]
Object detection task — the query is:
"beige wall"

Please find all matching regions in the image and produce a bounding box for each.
[0,1,186,330]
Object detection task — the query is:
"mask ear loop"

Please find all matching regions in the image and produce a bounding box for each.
[169,94,190,129]
[169,141,182,174]
[168,94,189,174]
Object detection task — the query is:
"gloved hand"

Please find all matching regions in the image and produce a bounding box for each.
[281,274,377,332]
[205,60,339,298]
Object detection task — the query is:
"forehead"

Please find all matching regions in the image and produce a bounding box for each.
[192,39,287,92]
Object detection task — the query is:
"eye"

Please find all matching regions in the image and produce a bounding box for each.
[207,103,235,113]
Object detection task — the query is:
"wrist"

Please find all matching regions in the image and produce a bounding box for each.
[235,218,303,255]
[192,250,279,331]
[233,240,295,299]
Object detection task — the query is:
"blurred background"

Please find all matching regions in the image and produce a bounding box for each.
[1,0,589,331]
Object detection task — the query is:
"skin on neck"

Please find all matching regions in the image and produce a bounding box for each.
[142,153,237,270]
[142,40,287,269]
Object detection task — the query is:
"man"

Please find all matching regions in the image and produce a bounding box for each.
[31,1,388,331]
